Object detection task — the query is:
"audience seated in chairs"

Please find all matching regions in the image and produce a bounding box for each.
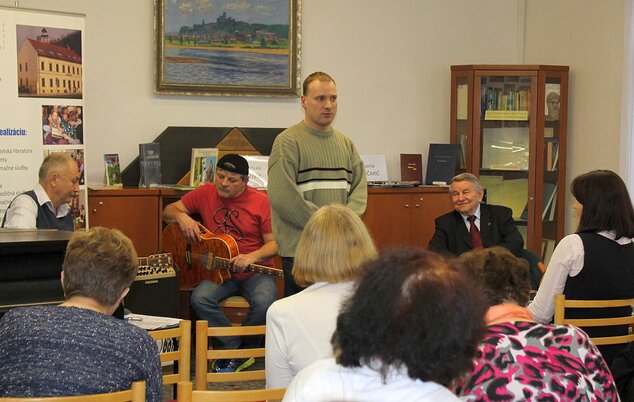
[529,169,634,366]
[283,248,486,402]
[0,227,162,401]
[265,204,378,389]
[454,246,618,400]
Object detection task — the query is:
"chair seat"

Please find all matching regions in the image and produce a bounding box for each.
[219,296,249,309]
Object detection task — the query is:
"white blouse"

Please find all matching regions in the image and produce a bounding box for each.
[528,230,633,323]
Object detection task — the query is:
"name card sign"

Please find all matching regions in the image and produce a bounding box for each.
[361,154,388,182]
[243,155,269,189]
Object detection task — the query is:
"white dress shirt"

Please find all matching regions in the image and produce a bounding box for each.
[3,183,71,229]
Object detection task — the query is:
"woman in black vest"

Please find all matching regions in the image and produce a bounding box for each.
[529,169,634,366]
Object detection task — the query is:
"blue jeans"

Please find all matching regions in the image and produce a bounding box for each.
[190,275,277,349]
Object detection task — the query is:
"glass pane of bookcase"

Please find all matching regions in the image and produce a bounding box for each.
[478,75,531,225]
[542,78,561,264]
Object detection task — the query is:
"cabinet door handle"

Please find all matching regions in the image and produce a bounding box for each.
[99,201,104,206]
[404,204,410,208]
[415,204,420,208]
[92,209,97,213]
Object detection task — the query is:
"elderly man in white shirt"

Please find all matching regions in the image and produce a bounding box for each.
[3,153,79,231]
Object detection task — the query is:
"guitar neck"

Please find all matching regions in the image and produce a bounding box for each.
[214,257,283,277]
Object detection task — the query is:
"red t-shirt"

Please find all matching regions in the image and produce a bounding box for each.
[181,183,273,280]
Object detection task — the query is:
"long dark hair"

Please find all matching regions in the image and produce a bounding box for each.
[571,170,634,238]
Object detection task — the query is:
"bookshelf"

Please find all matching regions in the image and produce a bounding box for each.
[450,65,569,263]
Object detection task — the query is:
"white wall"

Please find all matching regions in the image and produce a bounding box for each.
[524,0,625,231]
[1,0,626,234]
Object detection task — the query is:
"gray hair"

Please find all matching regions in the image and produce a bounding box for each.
[451,173,483,191]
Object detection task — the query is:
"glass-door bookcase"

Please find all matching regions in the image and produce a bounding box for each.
[450,65,569,264]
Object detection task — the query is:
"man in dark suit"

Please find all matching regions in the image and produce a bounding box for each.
[428,173,523,257]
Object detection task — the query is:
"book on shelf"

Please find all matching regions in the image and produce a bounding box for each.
[520,182,557,221]
[542,239,557,265]
[458,135,467,169]
[456,84,468,119]
[103,153,123,188]
[548,190,558,221]
[190,148,219,187]
[544,140,559,171]
[138,143,162,188]
[481,86,530,114]
[400,153,422,183]
[243,155,269,189]
[425,144,458,185]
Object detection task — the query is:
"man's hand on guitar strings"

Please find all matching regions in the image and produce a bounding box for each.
[230,254,256,273]
[180,223,202,244]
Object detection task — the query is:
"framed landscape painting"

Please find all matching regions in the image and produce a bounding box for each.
[154,0,301,97]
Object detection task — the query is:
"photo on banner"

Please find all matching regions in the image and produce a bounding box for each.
[0,6,86,225]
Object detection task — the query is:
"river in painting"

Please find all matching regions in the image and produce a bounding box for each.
[165,47,289,86]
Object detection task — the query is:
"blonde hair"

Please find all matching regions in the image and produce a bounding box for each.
[293,204,377,287]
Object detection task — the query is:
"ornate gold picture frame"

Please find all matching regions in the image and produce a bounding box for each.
[154,0,301,97]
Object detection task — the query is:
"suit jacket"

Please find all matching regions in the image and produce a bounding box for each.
[428,203,524,257]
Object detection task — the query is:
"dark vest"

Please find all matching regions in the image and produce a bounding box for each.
[1,190,74,231]
[564,232,634,365]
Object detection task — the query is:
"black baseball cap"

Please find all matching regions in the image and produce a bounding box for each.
[217,154,249,176]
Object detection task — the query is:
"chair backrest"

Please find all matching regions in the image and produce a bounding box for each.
[148,319,191,385]
[195,320,266,390]
[178,381,285,402]
[554,294,634,345]
[0,381,145,402]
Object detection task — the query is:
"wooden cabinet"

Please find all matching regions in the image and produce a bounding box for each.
[88,189,160,256]
[89,187,454,255]
[451,65,568,262]
[363,187,453,250]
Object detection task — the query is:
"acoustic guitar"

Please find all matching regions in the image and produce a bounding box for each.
[161,222,283,289]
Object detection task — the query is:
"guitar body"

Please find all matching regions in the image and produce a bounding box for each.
[161,223,239,289]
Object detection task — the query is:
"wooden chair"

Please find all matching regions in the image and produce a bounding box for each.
[0,381,145,402]
[219,296,250,324]
[554,294,634,345]
[148,319,191,390]
[178,381,285,402]
[195,320,266,390]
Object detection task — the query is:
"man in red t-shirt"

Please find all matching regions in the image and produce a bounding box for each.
[162,154,278,373]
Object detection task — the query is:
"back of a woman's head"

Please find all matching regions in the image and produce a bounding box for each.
[62,227,138,306]
[293,204,377,286]
[459,247,531,307]
[332,248,486,387]
[572,169,634,238]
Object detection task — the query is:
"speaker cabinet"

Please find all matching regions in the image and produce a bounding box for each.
[124,271,179,317]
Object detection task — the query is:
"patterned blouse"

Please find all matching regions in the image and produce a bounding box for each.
[453,321,619,401]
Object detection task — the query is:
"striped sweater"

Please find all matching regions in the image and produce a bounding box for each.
[268,121,367,256]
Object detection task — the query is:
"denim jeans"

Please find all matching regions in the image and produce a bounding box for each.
[190,275,277,349]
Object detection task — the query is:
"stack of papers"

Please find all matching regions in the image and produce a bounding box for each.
[124,313,180,330]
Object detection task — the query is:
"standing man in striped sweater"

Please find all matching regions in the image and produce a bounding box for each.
[268,71,367,297]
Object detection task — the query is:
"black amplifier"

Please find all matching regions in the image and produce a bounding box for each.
[124,253,179,317]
